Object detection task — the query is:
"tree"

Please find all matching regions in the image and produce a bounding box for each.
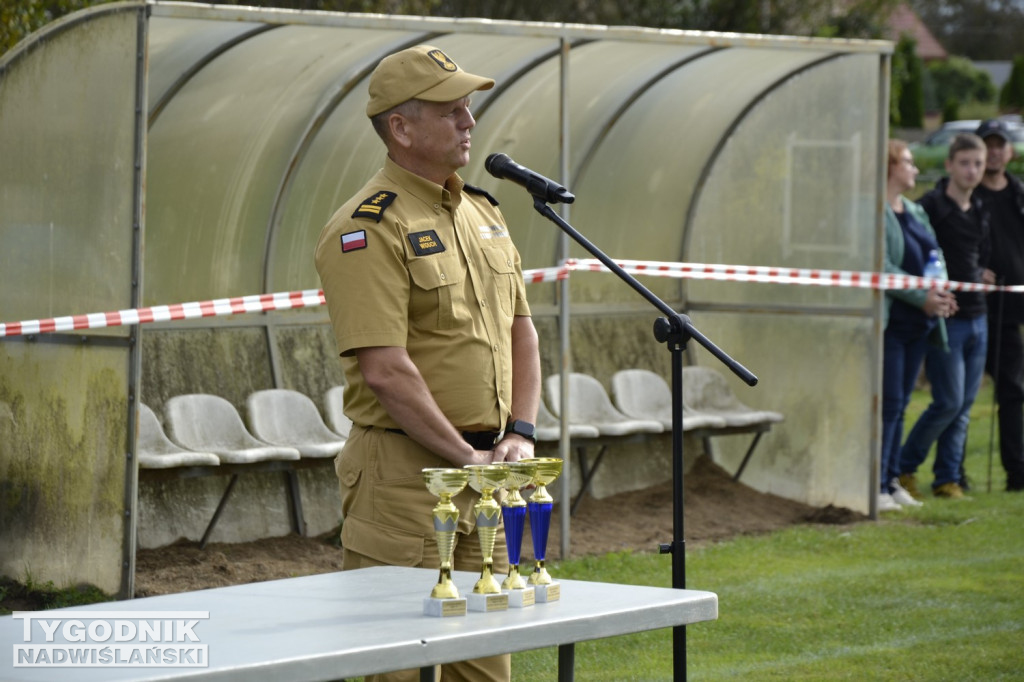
[1001,54,1024,113]
[892,34,924,128]
[911,0,1024,61]
[924,55,996,113]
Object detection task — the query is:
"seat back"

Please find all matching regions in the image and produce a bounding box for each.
[247,389,339,443]
[323,386,353,438]
[137,403,221,468]
[164,394,260,450]
[545,372,626,422]
[682,366,746,412]
[138,403,185,455]
[611,369,671,422]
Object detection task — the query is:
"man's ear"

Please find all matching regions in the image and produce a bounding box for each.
[388,112,413,150]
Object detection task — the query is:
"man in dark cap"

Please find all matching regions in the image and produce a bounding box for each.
[976,118,1024,492]
[315,44,540,681]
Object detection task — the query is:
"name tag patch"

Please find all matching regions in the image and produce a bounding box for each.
[340,230,367,253]
[478,224,508,239]
[408,230,445,256]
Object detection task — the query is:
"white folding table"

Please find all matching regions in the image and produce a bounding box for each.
[2,566,718,681]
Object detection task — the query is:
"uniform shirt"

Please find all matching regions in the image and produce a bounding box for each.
[315,157,531,433]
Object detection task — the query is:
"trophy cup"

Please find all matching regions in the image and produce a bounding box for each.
[422,467,470,617]
[527,457,563,602]
[500,459,538,607]
[464,463,510,612]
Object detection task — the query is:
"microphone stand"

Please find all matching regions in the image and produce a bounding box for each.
[531,196,757,681]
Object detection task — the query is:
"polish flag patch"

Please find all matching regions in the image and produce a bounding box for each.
[341,230,367,253]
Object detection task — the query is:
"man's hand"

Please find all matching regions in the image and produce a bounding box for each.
[491,434,534,463]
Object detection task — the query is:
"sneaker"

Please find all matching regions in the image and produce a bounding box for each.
[898,473,923,501]
[891,479,924,507]
[878,493,903,512]
[933,482,965,499]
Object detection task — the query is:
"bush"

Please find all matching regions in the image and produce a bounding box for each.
[1001,55,1024,112]
[925,56,996,112]
[941,97,960,124]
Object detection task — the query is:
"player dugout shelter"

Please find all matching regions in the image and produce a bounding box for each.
[0,1,892,597]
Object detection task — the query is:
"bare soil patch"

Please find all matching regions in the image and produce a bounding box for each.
[131,456,864,598]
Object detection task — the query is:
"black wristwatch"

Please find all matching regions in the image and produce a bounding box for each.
[506,419,537,443]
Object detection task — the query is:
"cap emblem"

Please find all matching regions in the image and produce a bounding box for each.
[428,49,458,72]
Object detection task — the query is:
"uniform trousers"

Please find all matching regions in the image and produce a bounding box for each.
[335,426,511,682]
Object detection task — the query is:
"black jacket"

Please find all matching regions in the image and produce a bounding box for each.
[977,172,1024,323]
[919,177,991,319]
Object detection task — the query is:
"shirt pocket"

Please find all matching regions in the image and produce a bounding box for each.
[407,254,466,330]
[481,243,517,317]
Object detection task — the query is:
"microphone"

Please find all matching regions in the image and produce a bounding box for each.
[484,153,575,204]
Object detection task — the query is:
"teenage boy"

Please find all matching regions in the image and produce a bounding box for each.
[900,133,991,499]
[976,118,1024,492]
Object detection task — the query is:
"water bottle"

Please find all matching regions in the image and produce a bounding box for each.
[922,249,944,281]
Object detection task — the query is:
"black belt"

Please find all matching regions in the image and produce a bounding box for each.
[384,428,500,450]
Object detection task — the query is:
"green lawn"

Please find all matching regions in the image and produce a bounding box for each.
[511,384,1024,680]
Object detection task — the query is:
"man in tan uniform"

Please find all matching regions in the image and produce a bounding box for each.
[314,45,540,682]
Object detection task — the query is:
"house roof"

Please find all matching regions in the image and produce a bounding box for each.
[887,2,947,60]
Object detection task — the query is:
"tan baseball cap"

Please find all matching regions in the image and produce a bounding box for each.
[366,44,494,117]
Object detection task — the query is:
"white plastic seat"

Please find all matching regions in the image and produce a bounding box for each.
[536,397,600,442]
[682,366,784,427]
[545,373,663,437]
[323,386,353,439]
[137,403,221,469]
[611,368,728,431]
[164,394,301,464]
[544,373,662,517]
[246,389,346,459]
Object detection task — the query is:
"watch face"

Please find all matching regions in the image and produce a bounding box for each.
[510,420,535,439]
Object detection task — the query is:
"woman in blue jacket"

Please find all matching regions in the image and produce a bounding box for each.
[881,140,957,511]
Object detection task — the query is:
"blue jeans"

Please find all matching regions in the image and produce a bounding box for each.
[881,326,931,493]
[900,315,988,488]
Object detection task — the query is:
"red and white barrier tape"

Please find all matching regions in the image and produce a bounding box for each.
[2,259,1020,338]
[0,290,325,338]
[568,258,1020,293]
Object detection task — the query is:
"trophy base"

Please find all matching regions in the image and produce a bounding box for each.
[503,587,535,608]
[423,596,467,617]
[467,591,509,612]
[534,582,561,603]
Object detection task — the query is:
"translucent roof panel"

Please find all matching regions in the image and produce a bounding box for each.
[0,8,139,325]
[145,23,428,304]
[268,31,557,294]
[686,52,882,312]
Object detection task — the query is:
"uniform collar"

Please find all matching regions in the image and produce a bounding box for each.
[383,157,465,211]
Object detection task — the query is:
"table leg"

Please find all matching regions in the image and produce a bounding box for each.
[558,642,575,681]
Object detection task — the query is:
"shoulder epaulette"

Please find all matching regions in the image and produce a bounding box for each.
[352,191,397,221]
[463,183,499,206]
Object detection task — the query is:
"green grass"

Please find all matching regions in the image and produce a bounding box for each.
[511,384,1024,680]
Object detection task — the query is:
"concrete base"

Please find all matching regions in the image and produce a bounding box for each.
[137,466,342,549]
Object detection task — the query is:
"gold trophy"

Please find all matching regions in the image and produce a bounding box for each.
[464,463,510,612]
[422,467,470,617]
[501,459,538,607]
[527,457,563,602]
